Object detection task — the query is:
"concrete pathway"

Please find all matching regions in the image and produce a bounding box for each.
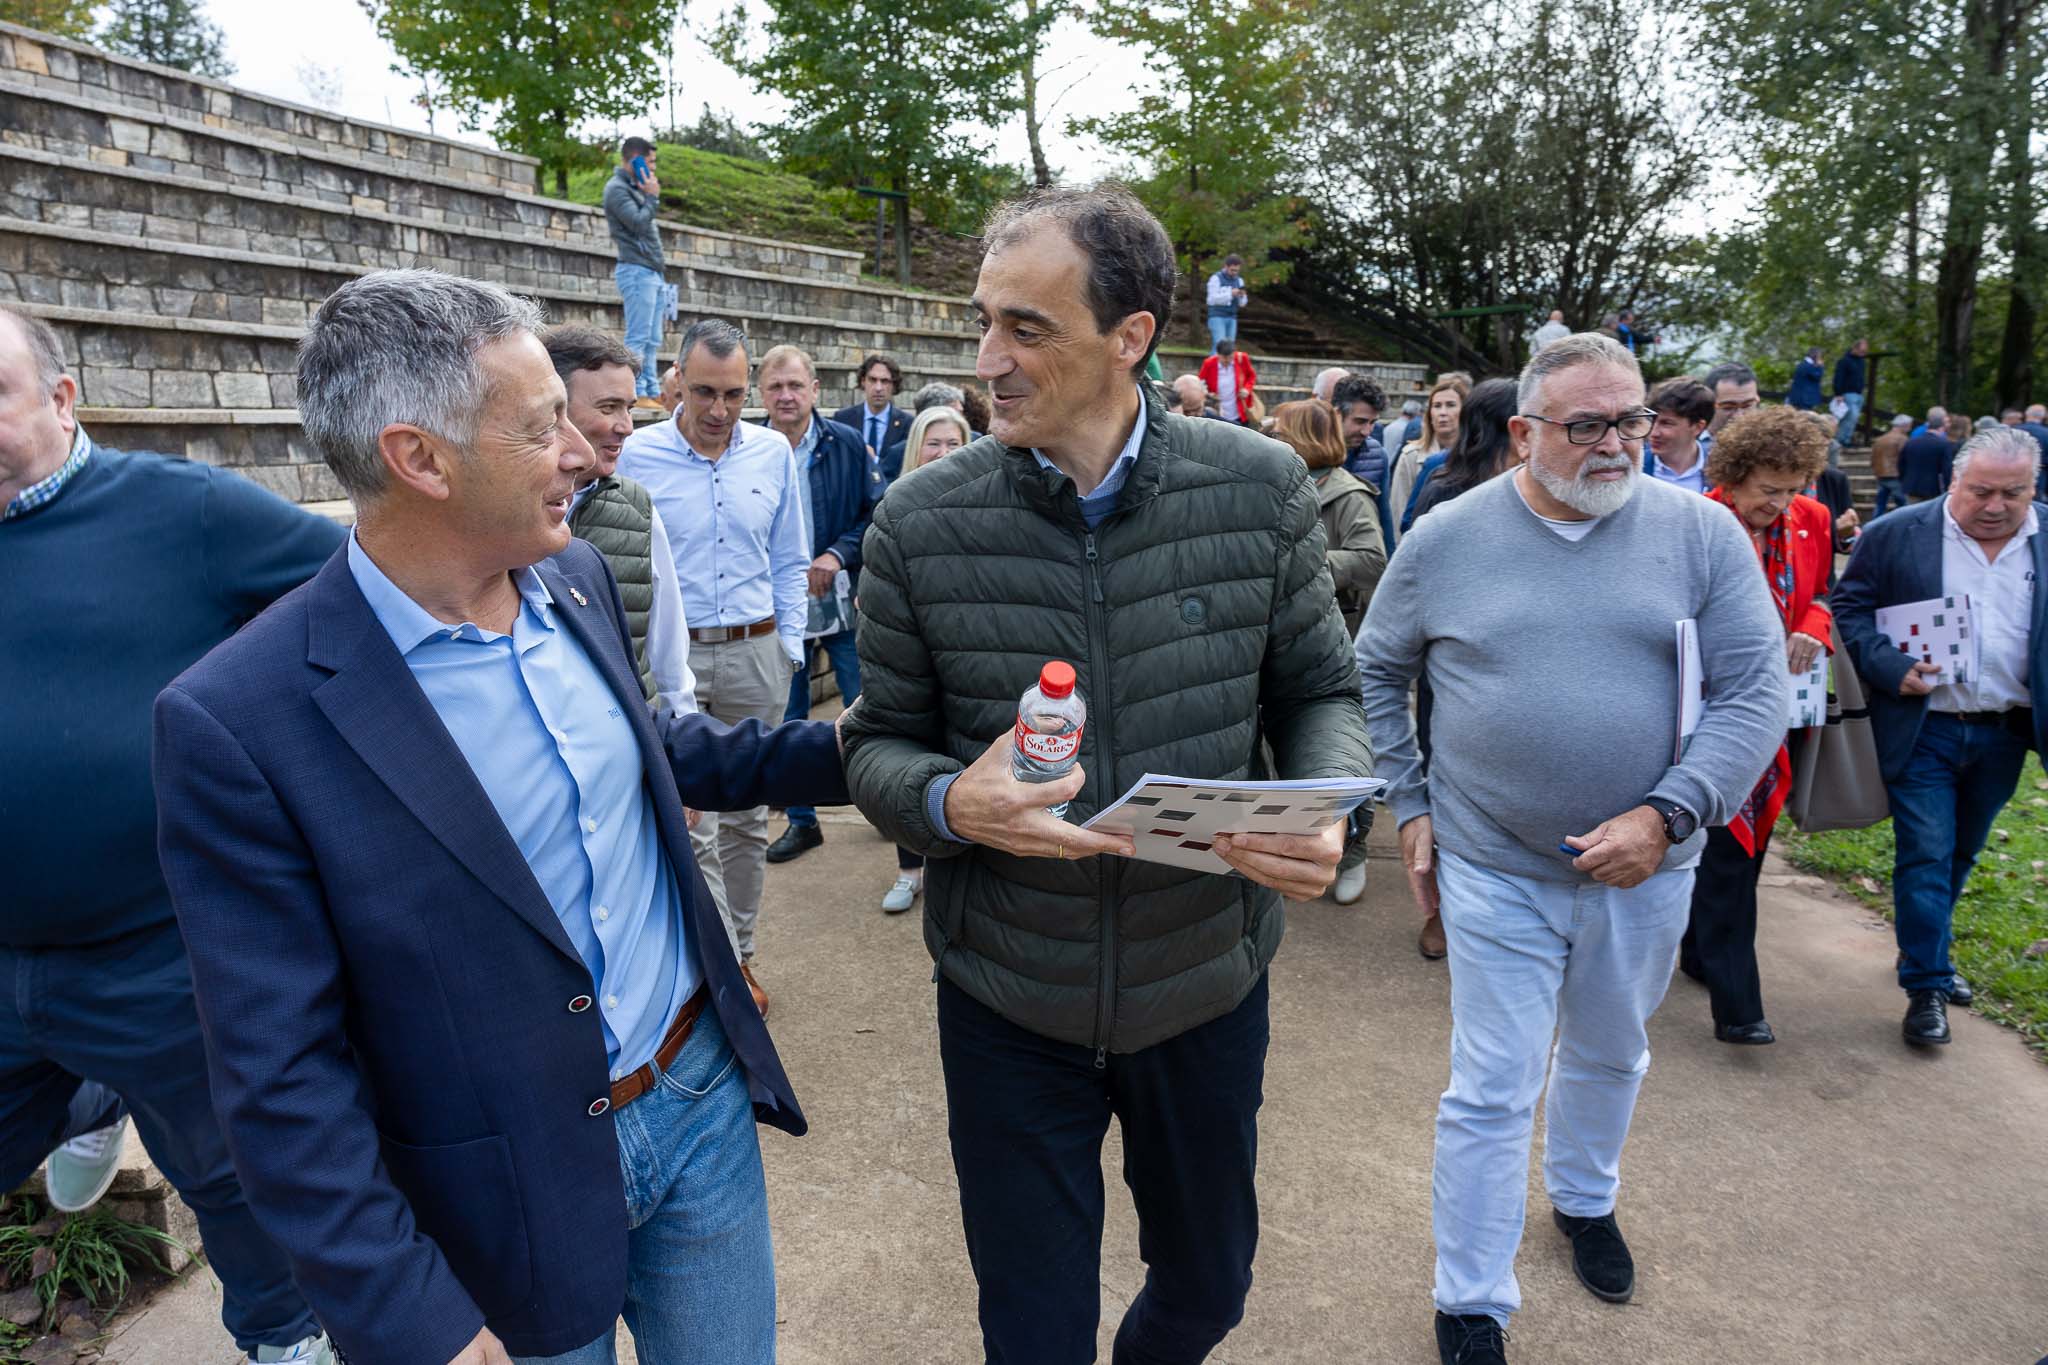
[106,810,2048,1363]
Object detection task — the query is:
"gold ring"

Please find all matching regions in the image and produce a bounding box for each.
[1057,841,1068,860]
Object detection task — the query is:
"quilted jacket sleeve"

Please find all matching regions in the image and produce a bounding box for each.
[1260,471,1375,782]
[839,500,972,858]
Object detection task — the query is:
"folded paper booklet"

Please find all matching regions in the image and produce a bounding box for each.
[1875,594,1979,686]
[1675,619,1704,762]
[1789,655,1829,729]
[1083,774,1386,875]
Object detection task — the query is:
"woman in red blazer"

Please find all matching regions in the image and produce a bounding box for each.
[1683,406,1837,1046]
[1197,339,1258,424]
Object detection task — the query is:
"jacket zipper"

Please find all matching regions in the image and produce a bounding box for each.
[1083,530,1114,1069]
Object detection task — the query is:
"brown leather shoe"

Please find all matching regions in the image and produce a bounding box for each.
[1418,913,1447,960]
[740,961,770,1019]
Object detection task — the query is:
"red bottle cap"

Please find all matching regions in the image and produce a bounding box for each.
[1038,660,1076,699]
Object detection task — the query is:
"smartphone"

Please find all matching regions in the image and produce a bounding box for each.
[630,155,651,187]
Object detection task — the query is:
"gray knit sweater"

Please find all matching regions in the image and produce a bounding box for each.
[1354,470,1786,882]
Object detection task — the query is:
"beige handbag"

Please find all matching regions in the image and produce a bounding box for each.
[1787,623,1891,832]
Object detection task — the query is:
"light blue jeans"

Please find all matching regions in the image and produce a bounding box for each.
[1431,848,1693,1326]
[614,263,665,398]
[1207,314,1238,347]
[512,1006,775,1365]
[1835,391,1864,447]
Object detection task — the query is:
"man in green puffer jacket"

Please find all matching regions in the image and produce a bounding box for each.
[839,185,1373,1364]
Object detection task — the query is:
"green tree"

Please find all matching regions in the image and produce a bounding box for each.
[0,0,98,39]
[712,0,1045,265]
[1074,0,1314,298]
[97,0,234,76]
[362,0,675,197]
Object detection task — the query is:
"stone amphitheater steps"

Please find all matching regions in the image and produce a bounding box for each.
[1,20,1422,504]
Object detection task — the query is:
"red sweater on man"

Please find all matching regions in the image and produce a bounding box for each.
[1198,351,1258,424]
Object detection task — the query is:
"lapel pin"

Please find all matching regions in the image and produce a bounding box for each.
[569,587,588,607]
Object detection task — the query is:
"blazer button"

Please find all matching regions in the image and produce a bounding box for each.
[588,1097,610,1117]
[568,994,592,1013]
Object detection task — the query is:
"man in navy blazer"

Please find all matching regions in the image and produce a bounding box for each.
[829,352,910,461]
[1834,427,2047,1048]
[153,270,849,1365]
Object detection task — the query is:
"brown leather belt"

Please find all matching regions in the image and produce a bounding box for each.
[688,618,776,643]
[609,984,712,1112]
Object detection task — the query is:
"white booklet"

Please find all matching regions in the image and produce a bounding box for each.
[1789,655,1829,729]
[1082,774,1385,875]
[1875,594,1978,686]
[1675,619,1704,762]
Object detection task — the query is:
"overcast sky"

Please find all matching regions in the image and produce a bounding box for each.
[203,0,1137,183]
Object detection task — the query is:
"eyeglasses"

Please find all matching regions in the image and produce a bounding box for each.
[1520,410,1655,445]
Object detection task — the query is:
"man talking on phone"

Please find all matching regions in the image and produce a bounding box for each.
[605,136,668,411]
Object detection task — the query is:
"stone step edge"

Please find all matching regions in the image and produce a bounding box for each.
[5,219,984,344]
[0,139,868,296]
[0,18,539,174]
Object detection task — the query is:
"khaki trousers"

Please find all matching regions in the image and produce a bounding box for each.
[686,631,792,961]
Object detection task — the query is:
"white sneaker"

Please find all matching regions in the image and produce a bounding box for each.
[44,1115,129,1213]
[1332,860,1367,905]
[881,873,922,914]
[251,1332,336,1364]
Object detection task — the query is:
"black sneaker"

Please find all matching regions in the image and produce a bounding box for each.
[1552,1207,1635,1302]
[1903,989,1951,1046]
[1434,1312,1508,1364]
[765,822,824,863]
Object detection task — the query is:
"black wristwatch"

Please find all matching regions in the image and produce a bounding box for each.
[1643,797,1698,844]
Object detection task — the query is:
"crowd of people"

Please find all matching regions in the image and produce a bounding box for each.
[5,157,2045,1365]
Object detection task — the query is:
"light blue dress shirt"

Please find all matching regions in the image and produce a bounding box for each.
[345,535,700,1080]
[792,416,820,548]
[619,417,810,664]
[1647,438,1710,495]
[927,393,1148,839]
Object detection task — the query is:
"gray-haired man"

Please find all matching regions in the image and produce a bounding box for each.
[620,319,809,1017]
[1356,333,1785,1364]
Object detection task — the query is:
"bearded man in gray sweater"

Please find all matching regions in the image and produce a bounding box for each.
[1354,333,1785,1365]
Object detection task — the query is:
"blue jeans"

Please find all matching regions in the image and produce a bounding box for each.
[1431,850,1693,1326]
[1883,710,2029,994]
[937,975,1267,1365]
[783,629,861,828]
[614,263,665,398]
[1207,314,1237,347]
[1835,391,1864,446]
[513,1005,774,1365]
[0,922,317,1352]
[1874,477,1905,517]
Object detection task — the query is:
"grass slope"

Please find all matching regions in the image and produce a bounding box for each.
[1776,755,2048,1055]
[566,145,868,254]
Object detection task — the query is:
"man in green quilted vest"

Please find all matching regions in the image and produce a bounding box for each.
[543,325,700,723]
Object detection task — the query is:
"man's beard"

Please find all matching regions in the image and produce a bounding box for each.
[1529,450,1639,517]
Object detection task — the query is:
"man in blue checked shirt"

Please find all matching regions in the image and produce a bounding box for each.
[621,319,811,1017]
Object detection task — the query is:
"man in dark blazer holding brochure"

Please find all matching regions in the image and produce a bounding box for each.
[1834,426,2048,1048]
[153,270,848,1365]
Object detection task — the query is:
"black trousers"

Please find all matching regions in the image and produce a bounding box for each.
[937,974,1269,1365]
[1680,825,1770,1027]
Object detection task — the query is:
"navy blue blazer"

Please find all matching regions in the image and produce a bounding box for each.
[807,415,883,577]
[831,401,910,459]
[1832,497,2048,783]
[152,539,848,1365]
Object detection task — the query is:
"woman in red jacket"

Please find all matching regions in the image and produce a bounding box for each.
[1683,406,1837,1046]
[1198,338,1258,424]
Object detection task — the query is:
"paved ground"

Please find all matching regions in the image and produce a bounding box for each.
[104,809,2048,1364]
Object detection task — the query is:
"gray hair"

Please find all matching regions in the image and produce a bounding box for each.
[1890,412,1913,428]
[1926,405,1949,426]
[1312,366,1349,401]
[1953,426,2042,484]
[676,317,748,368]
[0,304,69,396]
[297,270,543,503]
[1401,398,1423,417]
[912,381,965,412]
[1515,331,1641,413]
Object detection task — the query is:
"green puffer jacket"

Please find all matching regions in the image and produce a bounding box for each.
[840,387,1373,1055]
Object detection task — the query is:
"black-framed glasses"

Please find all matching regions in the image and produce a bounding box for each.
[1520,409,1656,445]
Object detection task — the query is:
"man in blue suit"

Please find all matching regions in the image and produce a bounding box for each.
[829,352,910,465]
[153,270,849,1365]
[1834,428,2047,1049]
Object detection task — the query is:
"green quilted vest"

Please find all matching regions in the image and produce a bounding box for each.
[568,476,659,703]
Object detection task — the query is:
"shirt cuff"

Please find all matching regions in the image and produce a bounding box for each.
[926,773,970,845]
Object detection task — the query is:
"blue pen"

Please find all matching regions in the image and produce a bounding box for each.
[1558,842,1579,858]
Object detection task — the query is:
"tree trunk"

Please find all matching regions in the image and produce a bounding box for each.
[1022,0,1053,187]
[1995,23,2039,407]
[1935,0,2025,406]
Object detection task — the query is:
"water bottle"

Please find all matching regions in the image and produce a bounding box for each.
[1012,661,1088,818]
